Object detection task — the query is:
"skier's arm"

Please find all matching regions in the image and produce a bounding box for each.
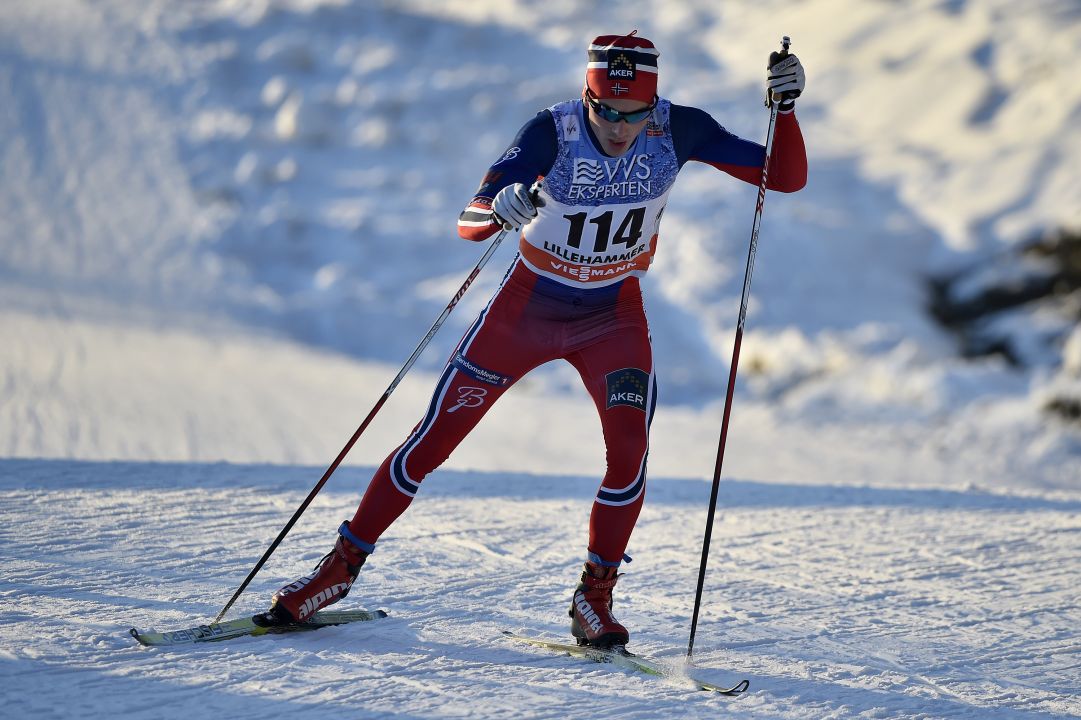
[457,111,558,241]
[671,104,807,192]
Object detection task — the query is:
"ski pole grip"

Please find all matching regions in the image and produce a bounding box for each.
[769,35,792,67]
[766,36,793,107]
[529,178,545,209]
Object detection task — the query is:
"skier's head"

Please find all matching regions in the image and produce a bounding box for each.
[583,31,658,156]
[584,31,659,104]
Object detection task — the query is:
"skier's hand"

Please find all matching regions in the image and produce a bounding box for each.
[492,183,538,232]
[767,52,805,112]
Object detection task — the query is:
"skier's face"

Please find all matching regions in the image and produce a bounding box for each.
[585,95,653,157]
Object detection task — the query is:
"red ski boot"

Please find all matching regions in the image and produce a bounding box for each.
[568,560,630,648]
[268,522,371,623]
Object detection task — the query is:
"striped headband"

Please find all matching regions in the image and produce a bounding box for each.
[584,31,659,103]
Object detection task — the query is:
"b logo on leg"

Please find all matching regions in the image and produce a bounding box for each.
[447,386,488,413]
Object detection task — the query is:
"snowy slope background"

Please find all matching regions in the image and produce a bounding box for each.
[1,0,1079,718]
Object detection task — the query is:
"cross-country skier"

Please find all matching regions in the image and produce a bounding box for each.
[268,31,807,649]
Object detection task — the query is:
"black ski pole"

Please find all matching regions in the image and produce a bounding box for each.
[687,36,792,657]
[215,227,510,622]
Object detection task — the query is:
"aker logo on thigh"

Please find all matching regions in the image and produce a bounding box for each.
[605,368,649,412]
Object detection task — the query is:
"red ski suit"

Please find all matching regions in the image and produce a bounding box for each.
[347,99,806,567]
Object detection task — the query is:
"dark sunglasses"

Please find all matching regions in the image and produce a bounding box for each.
[585,92,657,124]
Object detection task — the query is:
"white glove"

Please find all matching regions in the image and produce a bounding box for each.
[492,183,538,232]
[767,53,805,112]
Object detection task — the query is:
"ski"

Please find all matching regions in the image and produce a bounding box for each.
[502,631,750,696]
[130,609,388,647]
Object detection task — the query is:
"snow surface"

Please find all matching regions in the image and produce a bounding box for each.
[1,1,1079,718]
